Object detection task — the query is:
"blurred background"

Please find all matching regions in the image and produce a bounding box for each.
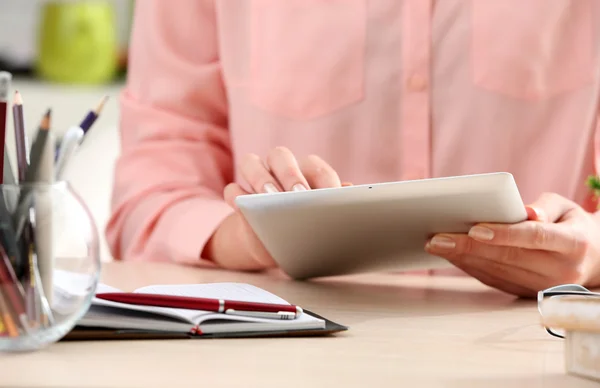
[0,0,131,126]
[0,0,134,261]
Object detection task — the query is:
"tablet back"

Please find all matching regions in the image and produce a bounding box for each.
[236,172,527,279]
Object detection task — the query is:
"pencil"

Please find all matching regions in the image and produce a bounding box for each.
[0,243,27,330]
[0,88,20,270]
[14,109,51,238]
[0,191,21,276]
[12,90,28,182]
[0,93,22,274]
[0,71,11,184]
[26,108,51,183]
[79,95,109,133]
[25,237,39,324]
[3,152,15,185]
[32,122,54,308]
[0,87,22,272]
[0,288,18,337]
[12,90,39,321]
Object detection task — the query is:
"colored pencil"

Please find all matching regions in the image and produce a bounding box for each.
[0,314,6,337]
[0,243,27,330]
[14,109,51,238]
[3,152,15,185]
[79,95,108,133]
[0,84,22,276]
[0,72,11,184]
[12,90,28,181]
[0,192,21,277]
[0,288,18,337]
[11,90,40,321]
[26,108,51,184]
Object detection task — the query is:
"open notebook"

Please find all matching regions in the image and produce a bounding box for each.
[54,274,346,340]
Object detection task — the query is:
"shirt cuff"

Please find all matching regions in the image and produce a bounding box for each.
[145,196,234,266]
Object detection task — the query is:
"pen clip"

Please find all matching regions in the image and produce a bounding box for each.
[225,309,297,320]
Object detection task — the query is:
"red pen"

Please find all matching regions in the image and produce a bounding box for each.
[95,292,303,320]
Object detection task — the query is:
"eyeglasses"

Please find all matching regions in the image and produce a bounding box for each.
[537,284,600,339]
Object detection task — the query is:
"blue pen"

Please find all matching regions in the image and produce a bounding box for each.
[54,95,109,179]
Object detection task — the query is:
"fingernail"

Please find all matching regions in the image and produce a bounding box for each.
[293,184,307,192]
[263,183,279,193]
[469,226,494,241]
[430,236,456,249]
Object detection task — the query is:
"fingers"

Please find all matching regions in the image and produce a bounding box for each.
[425,231,587,288]
[526,192,578,223]
[426,233,564,278]
[426,237,559,296]
[266,147,311,191]
[466,221,587,257]
[299,154,342,189]
[239,153,284,194]
[239,148,344,193]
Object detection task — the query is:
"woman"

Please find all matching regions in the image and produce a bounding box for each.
[106,0,600,297]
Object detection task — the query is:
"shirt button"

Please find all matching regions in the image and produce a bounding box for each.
[407,74,428,92]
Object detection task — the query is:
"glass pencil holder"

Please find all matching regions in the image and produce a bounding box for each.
[0,182,100,352]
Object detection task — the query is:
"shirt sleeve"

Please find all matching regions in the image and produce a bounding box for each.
[105,0,235,265]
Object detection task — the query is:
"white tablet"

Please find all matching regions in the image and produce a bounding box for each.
[235,172,527,279]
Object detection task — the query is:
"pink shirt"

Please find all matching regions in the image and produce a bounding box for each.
[106,0,600,268]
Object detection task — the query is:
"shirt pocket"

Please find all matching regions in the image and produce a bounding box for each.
[249,0,366,120]
[471,0,594,100]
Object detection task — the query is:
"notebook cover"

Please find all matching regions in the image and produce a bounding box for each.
[61,310,348,341]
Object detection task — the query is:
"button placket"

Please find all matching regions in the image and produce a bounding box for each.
[400,0,433,181]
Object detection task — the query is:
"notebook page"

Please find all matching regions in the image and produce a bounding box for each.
[52,270,196,324]
[53,269,106,295]
[199,311,326,333]
[80,304,196,332]
[53,270,121,299]
[52,270,117,315]
[135,283,291,305]
[95,283,123,293]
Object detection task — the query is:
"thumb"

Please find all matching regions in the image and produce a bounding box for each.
[223,183,250,209]
[526,192,578,223]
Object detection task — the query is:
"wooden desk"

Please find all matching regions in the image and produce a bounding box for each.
[0,261,597,388]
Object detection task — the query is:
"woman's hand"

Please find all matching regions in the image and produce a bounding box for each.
[424,192,600,297]
[207,146,348,270]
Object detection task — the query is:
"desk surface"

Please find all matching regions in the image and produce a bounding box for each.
[0,261,597,388]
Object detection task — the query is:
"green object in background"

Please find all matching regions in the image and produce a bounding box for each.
[587,175,600,203]
[37,1,118,84]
